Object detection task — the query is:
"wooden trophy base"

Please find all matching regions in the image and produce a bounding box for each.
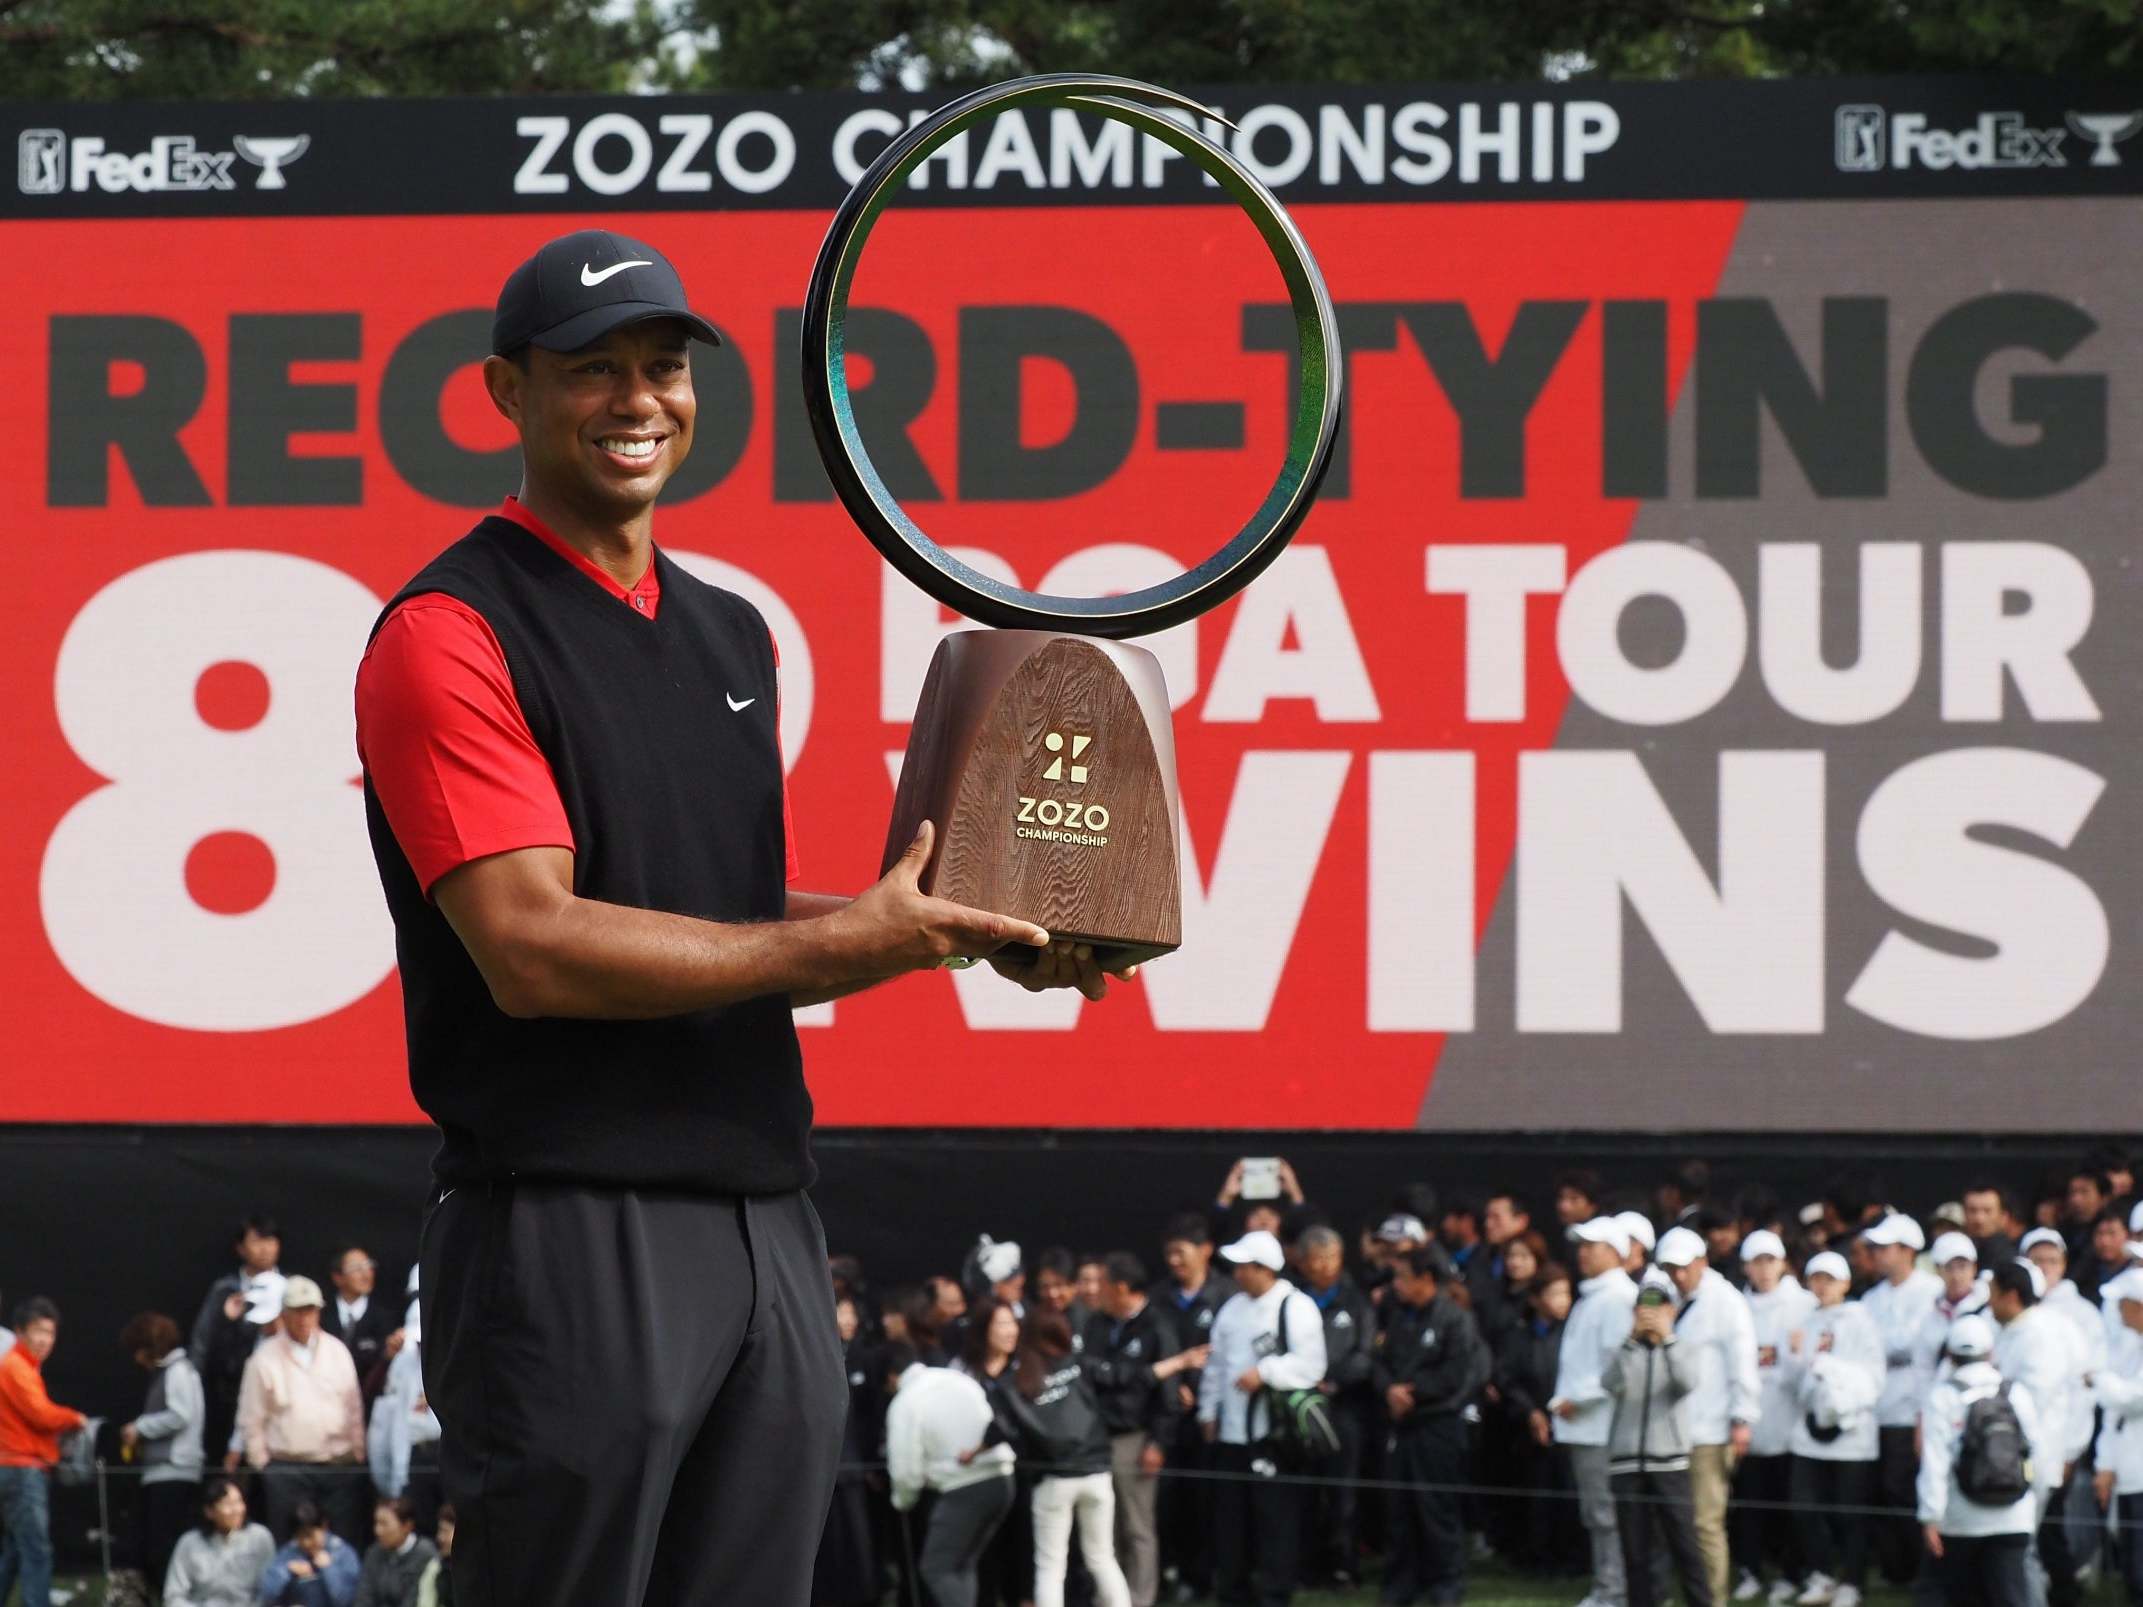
[883,630,1183,970]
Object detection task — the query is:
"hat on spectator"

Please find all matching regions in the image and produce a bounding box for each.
[975,1235,1022,1285]
[1220,1230,1286,1273]
[1798,1202,1826,1228]
[1740,1229,1787,1263]
[1639,1267,1678,1298]
[243,1273,288,1325]
[282,1275,326,1311]
[1655,1226,1707,1268]
[1805,1250,1851,1283]
[1377,1214,1428,1246]
[1947,1313,1996,1360]
[1931,1201,1967,1230]
[2106,1266,2143,1305]
[1615,1211,1657,1255]
[1930,1231,1978,1267]
[2130,1200,2143,1235]
[1863,1214,1925,1251]
[2018,1227,2066,1257]
[1570,1216,1632,1258]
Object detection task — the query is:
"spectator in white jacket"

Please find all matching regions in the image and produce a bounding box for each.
[1913,1234,1989,1412]
[1783,1251,1884,1607]
[1987,1260,2084,1607]
[1551,1217,1640,1607]
[1858,1214,1940,1586]
[1197,1230,1325,1607]
[1658,1227,1758,1607]
[1732,1232,1817,1604]
[2089,1267,2143,1607]
[1917,1314,2050,1607]
[885,1343,1016,1607]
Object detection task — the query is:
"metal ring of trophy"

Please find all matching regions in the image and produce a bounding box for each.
[800,73,1343,640]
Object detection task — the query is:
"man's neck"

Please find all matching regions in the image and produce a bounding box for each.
[516,479,654,590]
[1116,1296,1147,1322]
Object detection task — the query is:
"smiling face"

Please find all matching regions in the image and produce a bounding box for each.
[486,319,696,522]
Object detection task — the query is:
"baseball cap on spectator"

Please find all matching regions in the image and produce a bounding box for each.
[1655,1226,1706,1268]
[1615,1211,1657,1256]
[2018,1227,2066,1257]
[244,1272,289,1325]
[282,1275,326,1311]
[1863,1214,1926,1251]
[1377,1214,1428,1246]
[1570,1217,1632,1258]
[976,1236,1022,1285]
[1638,1267,1677,1298]
[1805,1250,1851,1283]
[1931,1231,1978,1267]
[1220,1230,1286,1272]
[1931,1201,1967,1232]
[2106,1266,2143,1305]
[1798,1202,1826,1229]
[1740,1229,1787,1263]
[1947,1313,1996,1360]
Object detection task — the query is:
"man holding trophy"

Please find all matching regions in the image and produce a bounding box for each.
[358,71,1337,1607]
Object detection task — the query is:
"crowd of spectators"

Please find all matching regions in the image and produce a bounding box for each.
[816,1149,2143,1607]
[1,1150,2140,1607]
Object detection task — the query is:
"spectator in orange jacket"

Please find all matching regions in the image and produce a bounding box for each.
[0,1297,89,1607]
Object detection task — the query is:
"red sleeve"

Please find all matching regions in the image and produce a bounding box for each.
[354,596,575,896]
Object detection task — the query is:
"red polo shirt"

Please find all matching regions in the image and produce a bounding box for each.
[357,498,798,896]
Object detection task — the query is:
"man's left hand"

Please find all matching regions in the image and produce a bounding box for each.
[1235,1364,1264,1394]
[1730,1422,1752,1459]
[988,940,1137,1001]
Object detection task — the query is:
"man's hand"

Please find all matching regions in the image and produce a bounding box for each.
[223,1293,247,1322]
[1235,1364,1264,1394]
[987,940,1137,1001]
[1923,1524,1944,1560]
[1529,1408,1552,1448]
[1139,1442,1165,1476]
[222,1448,241,1472]
[1217,1160,1246,1206]
[384,1328,407,1360]
[1551,1398,1579,1420]
[1386,1383,1416,1421]
[289,1559,316,1579]
[837,822,1051,973]
[1730,1422,1753,1459]
[119,1423,140,1452]
[1278,1158,1304,1203]
[2097,1469,2117,1510]
[1202,1419,1218,1444]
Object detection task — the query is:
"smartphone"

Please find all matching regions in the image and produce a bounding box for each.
[1239,1156,1283,1200]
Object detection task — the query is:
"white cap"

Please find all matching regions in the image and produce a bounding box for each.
[2021,1261,2047,1298]
[1798,1202,1826,1228]
[2105,1266,2143,1305]
[1862,1214,1926,1251]
[1220,1230,1286,1272]
[2018,1227,2066,1257]
[1805,1250,1851,1284]
[243,1272,289,1325]
[976,1236,1022,1285]
[1615,1211,1657,1254]
[1948,1313,1996,1359]
[1638,1267,1678,1298]
[1740,1229,1787,1263]
[1931,1231,1978,1267]
[1655,1226,1707,1268]
[1570,1216,1632,1258]
[2130,1200,2143,1235]
[1376,1214,1428,1246]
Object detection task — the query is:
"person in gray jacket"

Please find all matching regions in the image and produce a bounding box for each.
[119,1311,204,1594]
[163,1475,276,1607]
[354,1496,442,1607]
[1604,1270,1713,1607]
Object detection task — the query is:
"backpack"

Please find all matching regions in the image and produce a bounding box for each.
[1256,1296,1342,1467]
[1954,1382,2030,1505]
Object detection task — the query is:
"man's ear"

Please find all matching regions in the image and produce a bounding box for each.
[481,354,524,427]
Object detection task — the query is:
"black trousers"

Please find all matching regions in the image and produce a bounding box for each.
[2038,1464,2080,1607]
[1938,1532,2031,1607]
[1383,1416,1469,1606]
[1730,1452,1802,1584]
[419,1180,847,1607]
[1304,1399,1369,1580]
[1160,1415,1215,1591]
[138,1478,199,1595]
[2119,1493,2143,1607]
[1613,1468,1712,1607]
[1876,1426,1922,1584]
[260,1462,372,1549]
[1789,1456,1875,1590]
[919,1476,1017,1607]
[1213,1443,1303,1607]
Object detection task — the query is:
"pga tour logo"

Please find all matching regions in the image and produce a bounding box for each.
[1837,104,2143,172]
[17,129,309,195]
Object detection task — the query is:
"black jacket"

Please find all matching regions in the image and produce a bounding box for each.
[1081,1302,1183,1444]
[982,1354,1112,1478]
[1305,1276,1378,1404]
[1373,1292,1491,1424]
[320,1295,401,1391]
[1493,1312,1565,1425]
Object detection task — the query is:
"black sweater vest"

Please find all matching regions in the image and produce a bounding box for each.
[363,516,813,1194]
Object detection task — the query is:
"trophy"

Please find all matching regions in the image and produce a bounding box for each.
[800,75,1343,969]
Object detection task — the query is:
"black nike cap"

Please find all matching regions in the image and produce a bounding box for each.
[491,229,722,357]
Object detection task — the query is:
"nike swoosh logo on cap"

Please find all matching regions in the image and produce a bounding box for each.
[581,260,651,286]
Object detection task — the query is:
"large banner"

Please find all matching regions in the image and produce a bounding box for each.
[5,80,2139,1131]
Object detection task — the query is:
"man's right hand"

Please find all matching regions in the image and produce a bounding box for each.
[1529,1408,1552,1447]
[1386,1383,1415,1420]
[2097,1469,2117,1510]
[834,822,1050,973]
[222,1449,241,1471]
[223,1293,246,1322]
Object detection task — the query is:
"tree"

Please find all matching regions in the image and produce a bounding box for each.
[3,0,2134,100]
